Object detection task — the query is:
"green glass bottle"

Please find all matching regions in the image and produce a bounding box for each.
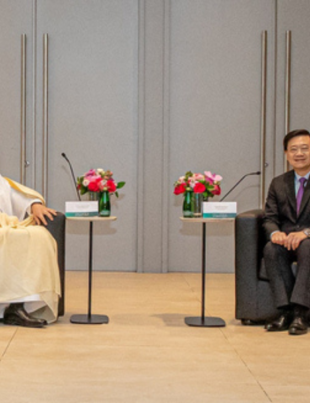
[99,191,111,217]
[183,191,193,218]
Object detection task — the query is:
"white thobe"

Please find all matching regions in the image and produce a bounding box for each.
[0,175,60,322]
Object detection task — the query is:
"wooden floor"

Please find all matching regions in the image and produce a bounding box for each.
[0,272,310,402]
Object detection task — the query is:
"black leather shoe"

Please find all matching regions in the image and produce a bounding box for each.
[289,316,308,335]
[3,304,47,328]
[242,319,265,326]
[265,311,293,332]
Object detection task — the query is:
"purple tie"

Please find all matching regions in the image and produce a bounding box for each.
[297,177,307,214]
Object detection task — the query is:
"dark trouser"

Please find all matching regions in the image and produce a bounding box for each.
[264,239,310,309]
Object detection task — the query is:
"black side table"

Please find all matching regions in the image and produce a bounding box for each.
[181,217,234,327]
[67,216,117,324]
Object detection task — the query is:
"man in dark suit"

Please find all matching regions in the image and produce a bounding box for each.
[263,129,310,335]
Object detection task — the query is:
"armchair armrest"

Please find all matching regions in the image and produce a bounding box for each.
[45,212,66,316]
[235,209,265,265]
[235,209,266,319]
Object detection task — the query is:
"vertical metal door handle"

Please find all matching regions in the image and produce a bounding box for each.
[284,31,291,172]
[20,34,26,185]
[260,31,267,208]
[43,33,48,201]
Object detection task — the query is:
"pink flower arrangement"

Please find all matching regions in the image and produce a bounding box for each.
[174,170,222,199]
[77,168,125,197]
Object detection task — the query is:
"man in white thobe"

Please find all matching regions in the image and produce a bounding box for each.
[0,174,61,328]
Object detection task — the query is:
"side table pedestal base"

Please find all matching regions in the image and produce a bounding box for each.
[185,316,225,327]
[70,314,109,324]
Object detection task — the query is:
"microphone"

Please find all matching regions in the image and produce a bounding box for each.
[61,153,81,201]
[220,171,261,201]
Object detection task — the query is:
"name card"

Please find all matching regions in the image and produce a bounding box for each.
[203,202,237,218]
[65,201,98,217]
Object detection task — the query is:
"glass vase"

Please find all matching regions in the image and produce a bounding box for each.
[183,191,193,218]
[99,191,111,217]
[192,193,203,217]
[88,191,99,201]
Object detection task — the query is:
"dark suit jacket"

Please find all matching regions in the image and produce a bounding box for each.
[263,170,310,239]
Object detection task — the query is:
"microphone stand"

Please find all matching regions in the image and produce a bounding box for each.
[220,171,261,201]
[61,153,81,201]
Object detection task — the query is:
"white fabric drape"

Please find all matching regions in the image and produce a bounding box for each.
[0,175,60,323]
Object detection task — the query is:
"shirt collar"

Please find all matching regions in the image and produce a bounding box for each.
[295,171,310,182]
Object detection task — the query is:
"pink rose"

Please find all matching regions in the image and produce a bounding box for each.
[194,183,206,193]
[85,169,97,177]
[193,173,204,181]
[88,175,102,192]
[211,184,221,195]
[174,183,186,195]
[98,180,107,191]
[107,180,117,193]
[188,178,196,189]
[88,181,100,192]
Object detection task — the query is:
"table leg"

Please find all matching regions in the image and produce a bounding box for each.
[70,221,109,324]
[185,222,226,327]
[88,220,93,319]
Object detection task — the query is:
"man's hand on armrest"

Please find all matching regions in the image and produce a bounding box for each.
[31,203,57,226]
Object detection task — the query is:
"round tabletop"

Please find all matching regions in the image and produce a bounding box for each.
[66,216,117,222]
[180,217,234,223]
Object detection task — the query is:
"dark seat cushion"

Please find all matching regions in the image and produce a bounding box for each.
[45,213,66,316]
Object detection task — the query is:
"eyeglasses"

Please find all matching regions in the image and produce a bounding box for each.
[288,146,310,155]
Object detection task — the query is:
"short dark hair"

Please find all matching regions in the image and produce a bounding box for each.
[283,129,310,151]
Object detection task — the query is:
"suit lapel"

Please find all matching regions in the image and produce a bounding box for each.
[285,170,296,214]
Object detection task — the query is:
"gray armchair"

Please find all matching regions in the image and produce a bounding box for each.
[235,209,277,324]
[45,212,66,316]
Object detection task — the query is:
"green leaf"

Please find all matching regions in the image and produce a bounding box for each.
[185,171,193,181]
[117,181,126,189]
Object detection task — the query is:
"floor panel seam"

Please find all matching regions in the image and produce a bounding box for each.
[222,331,273,402]
[1,328,18,360]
